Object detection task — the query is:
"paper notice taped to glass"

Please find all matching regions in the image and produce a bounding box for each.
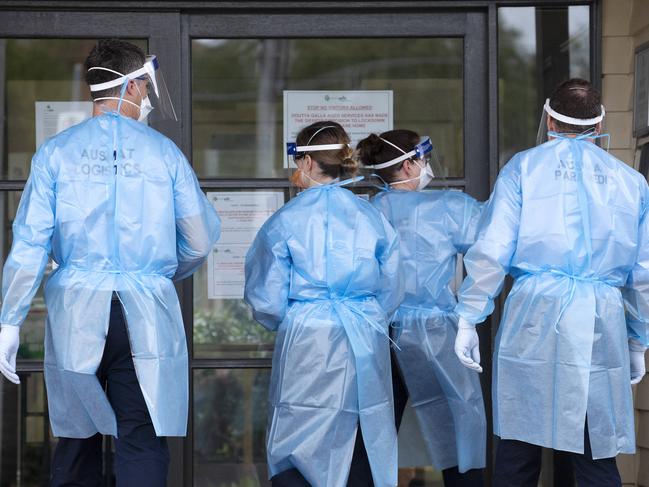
[35,101,93,149]
[207,191,285,299]
[283,90,393,168]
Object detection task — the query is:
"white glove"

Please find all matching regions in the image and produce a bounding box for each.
[0,325,20,384]
[630,338,646,385]
[454,317,482,373]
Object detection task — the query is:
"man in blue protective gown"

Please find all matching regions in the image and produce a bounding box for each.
[454,78,649,486]
[0,39,220,486]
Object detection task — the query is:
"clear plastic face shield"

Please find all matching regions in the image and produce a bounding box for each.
[536,98,608,149]
[364,136,445,191]
[88,55,177,122]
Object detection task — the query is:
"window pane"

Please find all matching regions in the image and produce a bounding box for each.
[192,38,464,179]
[193,368,271,487]
[1,38,146,180]
[193,189,286,359]
[0,372,52,485]
[498,6,590,166]
[192,368,449,486]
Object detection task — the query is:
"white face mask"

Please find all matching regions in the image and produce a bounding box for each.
[391,159,434,191]
[134,83,153,122]
[417,162,434,190]
[138,95,153,122]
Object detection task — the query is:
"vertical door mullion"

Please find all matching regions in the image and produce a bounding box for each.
[147,15,188,487]
[463,11,493,487]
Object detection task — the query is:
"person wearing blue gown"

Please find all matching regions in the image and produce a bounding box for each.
[244,121,404,487]
[454,79,649,486]
[0,40,220,486]
[356,129,486,487]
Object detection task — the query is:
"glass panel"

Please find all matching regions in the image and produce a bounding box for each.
[193,369,447,486]
[0,372,116,486]
[0,191,49,359]
[192,38,464,179]
[1,372,53,486]
[498,6,591,167]
[193,368,271,487]
[193,189,286,359]
[1,38,146,180]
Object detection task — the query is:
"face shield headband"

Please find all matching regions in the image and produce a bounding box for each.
[364,136,434,171]
[87,55,177,121]
[543,98,605,126]
[286,125,350,160]
[537,98,608,148]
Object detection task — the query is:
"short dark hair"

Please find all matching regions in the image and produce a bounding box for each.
[84,39,145,100]
[548,78,602,134]
[356,129,420,183]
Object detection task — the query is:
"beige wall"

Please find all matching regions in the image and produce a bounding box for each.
[602,1,649,484]
[602,0,649,168]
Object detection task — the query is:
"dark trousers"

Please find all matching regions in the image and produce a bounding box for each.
[342,352,484,487]
[50,300,169,487]
[493,425,621,487]
[269,426,369,487]
[391,352,484,487]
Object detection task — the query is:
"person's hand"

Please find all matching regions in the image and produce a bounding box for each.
[454,317,482,373]
[0,325,20,384]
[630,338,646,385]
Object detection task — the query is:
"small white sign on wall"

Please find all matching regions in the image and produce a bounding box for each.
[35,101,93,149]
[207,191,285,299]
[283,90,393,168]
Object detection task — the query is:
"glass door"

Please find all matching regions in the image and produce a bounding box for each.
[0,10,183,487]
[185,9,489,487]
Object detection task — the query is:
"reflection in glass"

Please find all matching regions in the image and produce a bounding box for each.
[193,368,270,487]
[498,6,590,166]
[192,38,464,179]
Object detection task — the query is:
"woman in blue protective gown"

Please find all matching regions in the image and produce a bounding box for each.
[244,121,404,487]
[356,130,486,487]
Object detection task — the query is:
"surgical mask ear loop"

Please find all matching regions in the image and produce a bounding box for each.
[389,159,425,188]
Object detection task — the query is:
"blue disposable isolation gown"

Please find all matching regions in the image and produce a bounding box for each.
[244,180,404,487]
[0,112,220,438]
[372,189,486,473]
[455,135,649,459]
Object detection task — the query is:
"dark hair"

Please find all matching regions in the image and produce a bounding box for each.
[548,78,602,134]
[295,121,358,179]
[84,39,146,100]
[356,129,420,183]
